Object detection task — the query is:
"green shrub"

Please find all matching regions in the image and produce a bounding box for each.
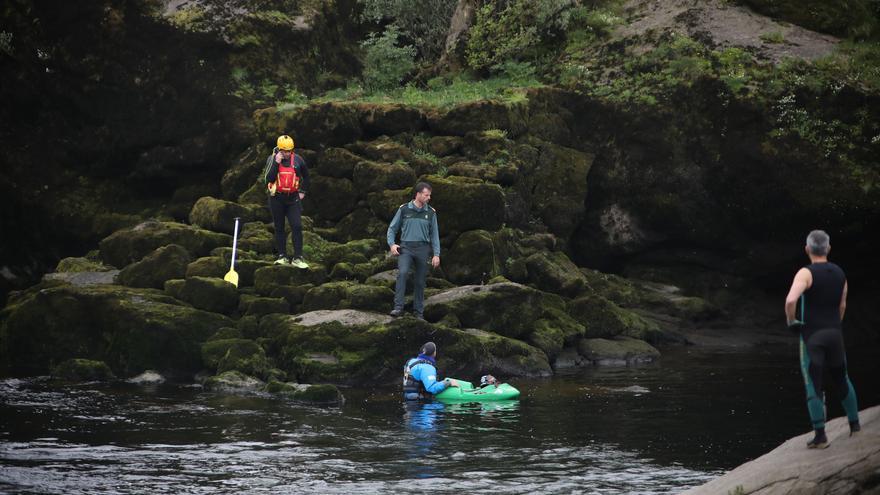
[360,27,417,92]
[358,0,457,61]
[466,0,579,72]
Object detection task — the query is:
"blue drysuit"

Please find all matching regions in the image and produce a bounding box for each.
[403,355,448,400]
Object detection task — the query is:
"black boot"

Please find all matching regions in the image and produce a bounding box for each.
[807,429,828,449]
[850,421,861,436]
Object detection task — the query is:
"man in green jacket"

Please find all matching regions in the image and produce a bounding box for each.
[386,182,441,320]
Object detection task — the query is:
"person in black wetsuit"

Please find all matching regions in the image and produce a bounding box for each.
[784,230,860,449]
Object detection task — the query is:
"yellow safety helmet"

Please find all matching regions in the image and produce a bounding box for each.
[277,134,295,151]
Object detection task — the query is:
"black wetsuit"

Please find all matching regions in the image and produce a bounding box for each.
[797,262,859,431]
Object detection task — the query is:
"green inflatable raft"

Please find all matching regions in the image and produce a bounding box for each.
[434,379,520,402]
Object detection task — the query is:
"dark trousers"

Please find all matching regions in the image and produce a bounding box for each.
[269,193,302,258]
[394,242,431,314]
[799,328,859,430]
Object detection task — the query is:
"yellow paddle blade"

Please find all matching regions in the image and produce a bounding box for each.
[223,269,239,287]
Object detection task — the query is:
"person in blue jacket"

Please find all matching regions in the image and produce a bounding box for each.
[403,342,458,400]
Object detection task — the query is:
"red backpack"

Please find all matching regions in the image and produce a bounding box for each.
[274,154,301,194]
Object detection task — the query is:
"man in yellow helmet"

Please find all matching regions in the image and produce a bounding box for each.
[263,134,310,268]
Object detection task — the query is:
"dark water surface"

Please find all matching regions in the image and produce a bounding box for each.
[2,345,878,494]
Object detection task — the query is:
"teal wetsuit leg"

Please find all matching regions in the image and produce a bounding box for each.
[799,336,826,430]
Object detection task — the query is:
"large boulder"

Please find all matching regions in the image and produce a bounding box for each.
[423,282,583,346]
[0,284,232,377]
[253,102,363,148]
[221,144,268,200]
[172,276,239,315]
[576,337,661,365]
[523,251,589,297]
[358,104,426,136]
[683,405,880,495]
[253,264,328,296]
[418,175,506,235]
[352,159,416,194]
[316,147,361,179]
[259,311,550,385]
[568,295,662,342]
[51,358,116,382]
[443,230,502,285]
[427,100,529,138]
[304,176,358,221]
[300,282,393,312]
[518,139,594,240]
[201,338,273,380]
[188,196,268,234]
[116,244,191,289]
[99,220,230,268]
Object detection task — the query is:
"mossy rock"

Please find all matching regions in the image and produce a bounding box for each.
[323,238,383,266]
[305,176,358,221]
[329,262,374,282]
[52,358,116,382]
[577,337,660,365]
[253,102,363,148]
[300,282,352,311]
[261,311,550,385]
[444,230,501,285]
[99,220,230,268]
[418,175,506,235]
[233,259,273,288]
[525,140,594,240]
[427,100,529,138]
[568,295,661,341]
[270,284,312,309]
[367,188,412,222]
[1,284,232,377]
[201,338,272,379]
[55,257,114,273]
[423,282,560,340]
[203,370,266,393]
[207,327,243,342]
[265,380,345,405]
[186,256,227,279]
[316,208,388,243]
[316,147,361,179]
[352,159,416,194]
[189,196,268,234]
[236,221,275,254]
[116,244,191,289]
[164,278,185,299]
[240,295,289,316]
[237,181,267,206]
[523,251,588,297]
[348,136,415,163]
[358,104,426,136]
[427,136,463,156]
[221,144,268,200]
[253,264,328,296]
[175,276,240,315]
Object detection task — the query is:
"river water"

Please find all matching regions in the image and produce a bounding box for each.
[2,344,878,495]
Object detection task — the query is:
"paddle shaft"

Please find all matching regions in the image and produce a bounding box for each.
[230,217,240,270]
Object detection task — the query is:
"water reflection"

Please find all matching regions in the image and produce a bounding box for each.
[2,348,879,494]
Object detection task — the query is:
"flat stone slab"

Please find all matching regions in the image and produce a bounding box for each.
[43,270,120,287]
[683,405,880,494]
[290,309,392,327]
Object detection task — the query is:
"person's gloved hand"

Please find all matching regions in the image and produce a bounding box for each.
[787,319,805,334]
[267,182,277,196]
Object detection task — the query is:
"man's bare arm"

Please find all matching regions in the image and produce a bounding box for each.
[785,268,812,324]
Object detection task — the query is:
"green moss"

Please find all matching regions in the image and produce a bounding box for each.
[52,358,116,382]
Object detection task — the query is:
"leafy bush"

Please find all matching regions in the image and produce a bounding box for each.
[360,27,417,92]
[466,0,579,72]
[737,0,880,39]
[359,0,457,62]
